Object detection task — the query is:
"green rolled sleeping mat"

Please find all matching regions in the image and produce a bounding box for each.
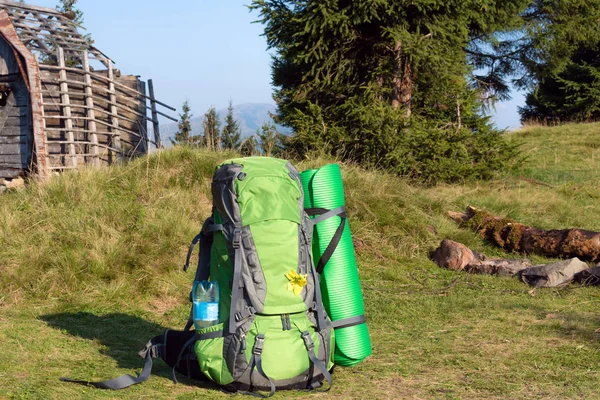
[300,163,372,367]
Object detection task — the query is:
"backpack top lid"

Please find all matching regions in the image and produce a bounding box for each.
[214,157,303,227]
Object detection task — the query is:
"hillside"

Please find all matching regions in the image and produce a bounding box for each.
[159,103,291,145]
[1,123,600,399]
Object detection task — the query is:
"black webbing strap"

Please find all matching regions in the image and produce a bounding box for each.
[305,207,346,274]
[196,329,224,341]
[247,334,276,398]
[307,251,326,330]
[331,315,366,330]
[171,334,197,384]
[229,227,244,334]
[183,232,202,273]
[183,218,223,275]
[60,339,162,390]
[183,218,223,330]
[301,331,332,392]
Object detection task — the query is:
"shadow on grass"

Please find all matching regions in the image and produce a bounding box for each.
[39,312,216,388]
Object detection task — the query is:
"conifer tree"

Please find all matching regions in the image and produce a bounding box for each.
[239,135,257,156]
[202,106,221,151]
[171,100,195,146]
[257,122,279,156]
[250,0,528,182]
[514,2,600,123]
[222,101,241,150]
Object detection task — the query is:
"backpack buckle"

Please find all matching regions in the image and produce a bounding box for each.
[253,334,265,355]
[235,306,256,322]
[301,331,315,351]
[232,228,242,249]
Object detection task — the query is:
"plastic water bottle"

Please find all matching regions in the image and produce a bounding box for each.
[192,280,219,329]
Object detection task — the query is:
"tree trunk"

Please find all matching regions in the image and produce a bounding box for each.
[391,41,412,117]
[431,239,531,276]
[448,206,600,262]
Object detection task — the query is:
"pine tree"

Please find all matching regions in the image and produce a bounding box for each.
[171,100,197,146]
[239,135,257,157]
[202,107,221,151]
[257,122,279,156]
[249,0,527,182]
[520,45,600,123]
[222,101,241,150]
[514,2,600,123]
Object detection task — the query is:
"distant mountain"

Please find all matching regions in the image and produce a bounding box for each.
[160,103,290,146]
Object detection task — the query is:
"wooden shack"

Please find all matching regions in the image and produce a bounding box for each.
[0,1,176,181]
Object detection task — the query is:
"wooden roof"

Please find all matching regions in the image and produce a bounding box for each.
[0,0,111,66]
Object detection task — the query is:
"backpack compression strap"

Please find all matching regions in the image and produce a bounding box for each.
[301,331,333,392]
[305,206,346,274]
[60,335,164,390]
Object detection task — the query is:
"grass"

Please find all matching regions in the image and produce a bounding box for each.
[1,122,600,399]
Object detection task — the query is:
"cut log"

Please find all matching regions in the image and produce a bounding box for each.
[448,206,600,262]
[431,239,531,277]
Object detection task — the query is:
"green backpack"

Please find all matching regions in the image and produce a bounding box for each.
[182,156,335,395]
[61,157,337,395]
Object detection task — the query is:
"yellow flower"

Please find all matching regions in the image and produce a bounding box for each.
[285,270,307,296]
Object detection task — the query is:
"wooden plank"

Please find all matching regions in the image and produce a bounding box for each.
[41,102,142,126]
[107,59,121,160]
[0,143,27,155]
[58,47,77,167]
[137,79,149,148]
[39,64,176,112]
[147,79,161,148]
[41,88,150,122]
[4,117,30,127]
[1,105,29,117]
[43,116,144,139]
[0,135,24,144]
[0,125,26,136]
[44,139,122,155]
[0,1,74,19]
[82,52,99,166]
[0,154,25,163]
[0,168,21,178]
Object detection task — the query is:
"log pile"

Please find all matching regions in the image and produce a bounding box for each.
[448,206,600,262]
[431,240,599,288]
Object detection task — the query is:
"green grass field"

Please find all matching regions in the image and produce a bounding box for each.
[1,122,600,399]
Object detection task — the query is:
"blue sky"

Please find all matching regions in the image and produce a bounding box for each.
[29,0,523,130]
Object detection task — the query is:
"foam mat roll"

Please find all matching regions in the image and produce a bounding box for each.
[300,163,372,367]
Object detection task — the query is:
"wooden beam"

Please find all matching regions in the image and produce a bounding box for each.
[57,47,77,167]
[0,1,75,20]
[43,117,146,140]
[82,52,99,166]
[41,102,143,126]
[39,63,177,113]
[41,88,151,122]
[147,79,161,148]
[107,59,121,161]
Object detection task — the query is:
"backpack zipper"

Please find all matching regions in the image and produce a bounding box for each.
[281,314,291,331]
